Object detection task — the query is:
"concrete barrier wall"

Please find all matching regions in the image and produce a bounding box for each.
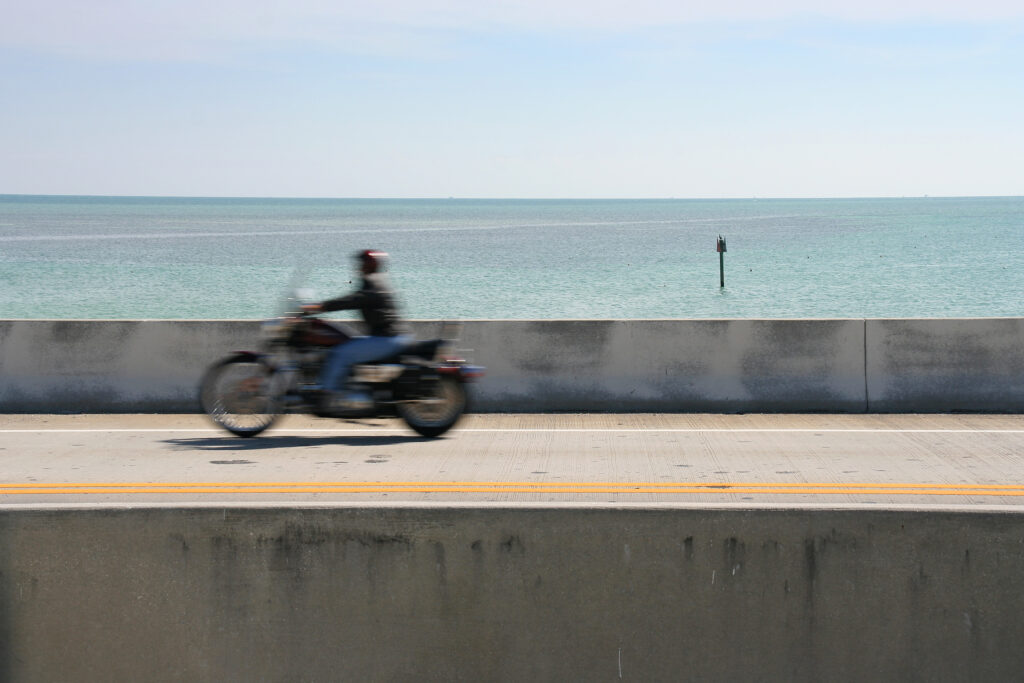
[0,318,1021,413]
[0,320,255,412]
[866,318,1024,412]
[3,505,1024,681]
[463,319,866,412]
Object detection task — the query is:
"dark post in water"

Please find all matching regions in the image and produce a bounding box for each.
[716,235,727,287]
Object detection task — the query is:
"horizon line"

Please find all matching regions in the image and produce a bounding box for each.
[3,193,1022,202]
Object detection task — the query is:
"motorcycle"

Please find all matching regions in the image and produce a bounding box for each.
[199,289,484,438]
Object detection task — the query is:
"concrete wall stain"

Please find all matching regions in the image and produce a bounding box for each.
[500,535,526,555]
[723,537,745,572]
[518,320,614,374]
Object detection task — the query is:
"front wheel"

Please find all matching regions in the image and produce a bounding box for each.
[397,375,467,438]
[199,355,283,437]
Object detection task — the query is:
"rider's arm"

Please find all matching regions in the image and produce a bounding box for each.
[319,289,370,313]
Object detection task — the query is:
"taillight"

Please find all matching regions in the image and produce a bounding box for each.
[460,365,485,379]
[436,364,485,380]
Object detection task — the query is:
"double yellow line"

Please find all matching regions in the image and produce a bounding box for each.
[4,481,1024,497]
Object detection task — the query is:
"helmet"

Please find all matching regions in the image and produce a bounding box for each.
[355,249,388,273]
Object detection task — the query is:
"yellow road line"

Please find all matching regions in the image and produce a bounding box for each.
[3,481,1024,497]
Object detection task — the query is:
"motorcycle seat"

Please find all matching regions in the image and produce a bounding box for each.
[372,339,443,364]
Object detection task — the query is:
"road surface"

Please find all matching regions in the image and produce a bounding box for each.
[2,412,1023,508]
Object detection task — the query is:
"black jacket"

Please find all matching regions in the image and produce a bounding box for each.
[320,273,408,337]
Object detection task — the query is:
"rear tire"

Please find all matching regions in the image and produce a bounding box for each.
[397,375,467,438]
[199,355,282,437]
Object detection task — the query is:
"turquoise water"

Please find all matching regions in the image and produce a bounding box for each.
[1,195,1021,320]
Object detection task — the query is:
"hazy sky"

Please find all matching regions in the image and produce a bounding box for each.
[2,1,1022,198]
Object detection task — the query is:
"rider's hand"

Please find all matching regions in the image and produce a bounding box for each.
[300,303,322,314]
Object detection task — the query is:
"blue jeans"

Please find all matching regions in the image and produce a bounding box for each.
[321,335,411,391]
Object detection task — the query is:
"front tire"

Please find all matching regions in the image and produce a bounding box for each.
[199,355,282,437]
[397,375,467,437]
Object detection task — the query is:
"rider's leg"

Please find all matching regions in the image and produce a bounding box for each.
[321,335,410,392]
[320,342,358,392]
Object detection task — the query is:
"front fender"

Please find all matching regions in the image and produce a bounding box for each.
[227,351,266,362]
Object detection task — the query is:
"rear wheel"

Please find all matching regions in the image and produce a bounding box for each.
[397,375,467,437]
[199,355,282,437]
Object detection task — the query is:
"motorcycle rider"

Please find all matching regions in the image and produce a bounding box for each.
[301,250,411,403]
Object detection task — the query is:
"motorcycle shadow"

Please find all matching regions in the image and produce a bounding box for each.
[162,434,435,451]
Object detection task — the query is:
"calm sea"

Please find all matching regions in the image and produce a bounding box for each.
[1,195,1021,320]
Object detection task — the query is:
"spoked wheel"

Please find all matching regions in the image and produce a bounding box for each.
[397,375,467,438]
[199,355,282,437]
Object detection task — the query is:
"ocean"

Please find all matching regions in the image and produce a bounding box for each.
[1,195,1021,320]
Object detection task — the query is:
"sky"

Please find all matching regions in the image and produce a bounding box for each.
[1,1,1023,198]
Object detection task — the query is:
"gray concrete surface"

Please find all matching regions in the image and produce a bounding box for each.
[3,413,1024,506]
[464,319,867,412]
[2,318,1023,413]
[4,413,1024,680]
[4,506,1024,681]
[866,318,1024,411]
